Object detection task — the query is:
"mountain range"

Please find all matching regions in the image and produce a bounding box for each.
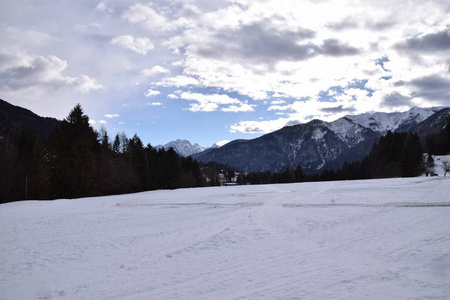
[155,140,219,157]
[192,106,450,173]
[1,99,449,174]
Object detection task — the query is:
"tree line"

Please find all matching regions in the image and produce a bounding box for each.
[0,104,233,203]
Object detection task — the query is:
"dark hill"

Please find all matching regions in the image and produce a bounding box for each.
[0,99,60,143]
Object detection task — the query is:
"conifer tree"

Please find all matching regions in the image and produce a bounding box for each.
[128,134,149,191]
[48,104,98,198]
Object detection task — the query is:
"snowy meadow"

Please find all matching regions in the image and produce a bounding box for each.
[1,175,450,299]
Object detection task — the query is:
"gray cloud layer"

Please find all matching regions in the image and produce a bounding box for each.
[196,22,361,68]
[197,22,317,65]
[395,29,450,54]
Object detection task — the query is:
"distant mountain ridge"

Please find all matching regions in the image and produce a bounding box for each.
[0,99,60,143]
[193,106,450,173]
[155,139,219,157]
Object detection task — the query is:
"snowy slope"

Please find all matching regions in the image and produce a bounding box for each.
[1,177,450,299]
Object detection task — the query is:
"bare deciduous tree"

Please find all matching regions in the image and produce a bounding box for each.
[442,160,450,177]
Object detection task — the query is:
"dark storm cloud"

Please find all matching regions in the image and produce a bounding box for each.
[385,75,450,105]
[410,75,450,101]
[327,18,396,32]
[285,120,301,127]
[395,29,450,53]
[381,92,412,107]
[410,75,450,90]
[320,105,356,114]
[197,22,318,66]
[319,39,361,57]
[197,22,360,67]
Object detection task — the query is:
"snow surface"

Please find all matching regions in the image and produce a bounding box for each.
[1,176,450,299]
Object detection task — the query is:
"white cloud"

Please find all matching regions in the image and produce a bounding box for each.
[180,92,240,105]
[111,35,154,55]
[105,114,120,118]
[221,103,255,112]
[187,102,218,112]
[271,100,286,105]
[122,3,175,32]
[268,104,292,111]
[155,75,200,87]
[0,51,103,94]
[230,118,292,134]
[178,92,253,112]
[99,120,107,124]
[144,89,161,97]
[146,102,163,106]
[216,140,230,147]
[171,60,184,67]
[95,1,115,15]
[141,66,171,76]
[167,94,179,99]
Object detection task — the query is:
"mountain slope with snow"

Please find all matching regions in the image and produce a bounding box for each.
[194,106,450,172]
[1,176,449,299]
[344,106,442,134]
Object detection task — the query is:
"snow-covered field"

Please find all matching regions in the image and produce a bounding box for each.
[1,175,450,299]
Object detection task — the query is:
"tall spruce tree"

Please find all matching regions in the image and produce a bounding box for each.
[48,104,98,198]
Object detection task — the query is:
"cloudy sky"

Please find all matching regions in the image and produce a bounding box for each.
[1,0,449,147]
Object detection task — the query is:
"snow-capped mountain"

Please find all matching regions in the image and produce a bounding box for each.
[343,106,440,134]
[193,107,449,173]
[155,139,207,157]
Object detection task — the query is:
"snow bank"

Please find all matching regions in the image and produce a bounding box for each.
[1,177,450,299]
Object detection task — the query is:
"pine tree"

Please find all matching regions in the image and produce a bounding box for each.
[48,104,98,198]
[128,134,149,191]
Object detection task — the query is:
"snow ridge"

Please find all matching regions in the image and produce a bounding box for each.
[344,106,441,135]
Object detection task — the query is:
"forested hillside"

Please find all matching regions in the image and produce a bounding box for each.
[0,104,235,203]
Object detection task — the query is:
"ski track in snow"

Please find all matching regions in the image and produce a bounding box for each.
[1,177,450,299]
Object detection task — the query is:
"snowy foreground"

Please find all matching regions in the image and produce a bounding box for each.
[1,177,450,300]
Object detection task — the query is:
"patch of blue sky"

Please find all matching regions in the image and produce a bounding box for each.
[375,56,390,72]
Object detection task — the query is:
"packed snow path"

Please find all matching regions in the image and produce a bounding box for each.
[1,177,450,299]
